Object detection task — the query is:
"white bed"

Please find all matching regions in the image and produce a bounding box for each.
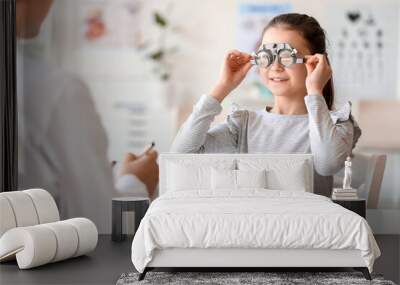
[131,153,380,281]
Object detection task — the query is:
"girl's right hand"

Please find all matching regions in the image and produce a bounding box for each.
[210,50,253,103]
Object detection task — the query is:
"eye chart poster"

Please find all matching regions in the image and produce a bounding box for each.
[324,4,399,102]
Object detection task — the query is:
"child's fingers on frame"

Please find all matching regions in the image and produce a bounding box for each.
[304,53,326,61]
[228,58,239,68]
[227,50,251,58]
[315,55,332,70]
[225,50,251,70]
[228,55,241,66]
[226,50,241,57]
[234,55,250,65]
[316,54,329,66]
[232,53,248,60]
[228,56,241,66]
[305,57,319,68]
[308,54,330,69]
[231,55,242,63]
[229,56,249,68]
[304,55,318,63]
[313,53,330,64]
[304,55,315,60]
[228,62,239,71]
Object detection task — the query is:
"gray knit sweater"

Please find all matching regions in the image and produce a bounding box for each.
[170,94,361,197]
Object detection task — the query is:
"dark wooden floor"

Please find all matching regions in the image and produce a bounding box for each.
[0,235,398,285]
[0,235,134,285]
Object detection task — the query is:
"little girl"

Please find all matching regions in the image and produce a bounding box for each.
[170,13,361,197]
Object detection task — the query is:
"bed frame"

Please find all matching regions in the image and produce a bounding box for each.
[140,248,371,280]
[138,153,372,281]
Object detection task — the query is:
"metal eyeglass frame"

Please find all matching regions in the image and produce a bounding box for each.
[251,43,305,68]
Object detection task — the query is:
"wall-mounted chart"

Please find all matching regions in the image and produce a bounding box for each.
[325,4,399,103]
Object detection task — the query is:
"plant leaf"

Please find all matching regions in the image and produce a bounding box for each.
[154,12,167,27]
[149,50,164,61]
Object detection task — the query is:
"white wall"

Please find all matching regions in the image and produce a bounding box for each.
[46,0,400,232]
[49,0,400,114]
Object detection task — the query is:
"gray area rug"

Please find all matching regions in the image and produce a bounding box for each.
[116,271,396,285]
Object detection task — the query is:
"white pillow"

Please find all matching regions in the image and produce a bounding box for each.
[237,158,309,192]
[211,168,236,190]
[167,162,210,191]
[166,159,236,192]
[211,169,267,190]
[236,169,267,189]
[267,162,306,191]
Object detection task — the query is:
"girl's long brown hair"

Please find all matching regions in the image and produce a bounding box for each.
[260,13,334,110]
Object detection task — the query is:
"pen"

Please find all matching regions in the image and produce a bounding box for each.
[111,142,155,167]
[142,141,155,156]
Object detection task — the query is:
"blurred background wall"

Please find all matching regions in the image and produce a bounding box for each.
[21,0,400,233]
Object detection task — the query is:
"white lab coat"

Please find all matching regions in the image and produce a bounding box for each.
[17,43,147,234]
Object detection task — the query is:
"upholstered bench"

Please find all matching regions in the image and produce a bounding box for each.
[0,189,98,269]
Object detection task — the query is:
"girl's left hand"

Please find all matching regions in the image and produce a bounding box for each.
[304,53,332,95]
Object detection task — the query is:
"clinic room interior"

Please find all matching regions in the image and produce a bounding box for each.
[0,0,399,284]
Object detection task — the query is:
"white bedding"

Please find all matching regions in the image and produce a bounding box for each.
[131,190,380,273]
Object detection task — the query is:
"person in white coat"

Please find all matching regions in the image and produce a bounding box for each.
[16,0,159,233]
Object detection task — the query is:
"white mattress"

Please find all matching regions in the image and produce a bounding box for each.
[131,190,380,273]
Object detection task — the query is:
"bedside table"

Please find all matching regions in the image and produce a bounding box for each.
[332,198,366,218]
[112,197,150,242]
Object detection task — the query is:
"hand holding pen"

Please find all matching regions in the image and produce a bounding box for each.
[121,142,155,162]
[118,142,159,198]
